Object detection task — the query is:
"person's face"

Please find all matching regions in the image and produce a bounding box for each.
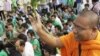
[27,33,35,39]
[70,12,74,15]
[51,16,55,21]
[21,27,26,32]
[73,16,93,41]
[64,9,68,12]
[27,7,31,11]
[15,40,24,52]
[51,9,54,13]
[47,23,52,27]
[7,25,13,31]
[18,20,23,25]
[68,7,72,12]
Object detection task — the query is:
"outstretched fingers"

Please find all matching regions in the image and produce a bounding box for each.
[35,12,42,24]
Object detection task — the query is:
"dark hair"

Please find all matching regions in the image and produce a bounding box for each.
[55,25,62,31]
[6,23,14,28]
[13,38,20,45]
[0,41,5,52]
[92,0,99,2]
[27,6,32,10]
[17,34,27,42]
[51,15,56,18]
[27,30,35,36]
[16,17,23,21]
[21,23,28,29]
[7,19,12,23]
[85,4,89,7]
[68,18,74,22]
[46,21,52,24]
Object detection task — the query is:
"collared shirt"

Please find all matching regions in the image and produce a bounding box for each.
[22,42,34,56]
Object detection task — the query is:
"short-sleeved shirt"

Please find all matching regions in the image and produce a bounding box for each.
[30,38,42,56]
[0,50,8,56]
[60,31,100,56]
[67,0,74,7]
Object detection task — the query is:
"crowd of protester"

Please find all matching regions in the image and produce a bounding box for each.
[0,0,100,56]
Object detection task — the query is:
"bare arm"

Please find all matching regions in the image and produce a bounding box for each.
[37,27,64,48]
[31,12,64,48]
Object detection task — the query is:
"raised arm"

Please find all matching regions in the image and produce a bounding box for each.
[31,12,64,48]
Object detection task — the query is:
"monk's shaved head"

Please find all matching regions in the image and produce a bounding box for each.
[73,10,99,41]
[78,10,99,28]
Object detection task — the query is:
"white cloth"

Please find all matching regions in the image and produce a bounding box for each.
[0,0,4,11]
[22,42,34,56]
[21,17,26,23]
[55,17,63,30]
[55,0,61,5]
[4,0,12,11]
[83,0,93,10]
[56,54,61,56]
[7,0,12,4]
[24,0,31,4]
[46,0,52,3]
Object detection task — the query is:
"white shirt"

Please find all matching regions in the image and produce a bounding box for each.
[7,0,12,4]
[83,0,93,10]
[55,17,63,30]
[0,0,4,11]
[55,0,60,5]
[22,42,34,56]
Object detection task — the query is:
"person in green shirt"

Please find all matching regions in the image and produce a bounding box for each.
[0,41,8,56]
[50,15,63,30]
[12,0,17,10]
[27,30,42,56]
[6,23,18,40]
[69,11,77,20]
[67,0,75,7]
[0,21,5,37]
[12,15,17,29]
